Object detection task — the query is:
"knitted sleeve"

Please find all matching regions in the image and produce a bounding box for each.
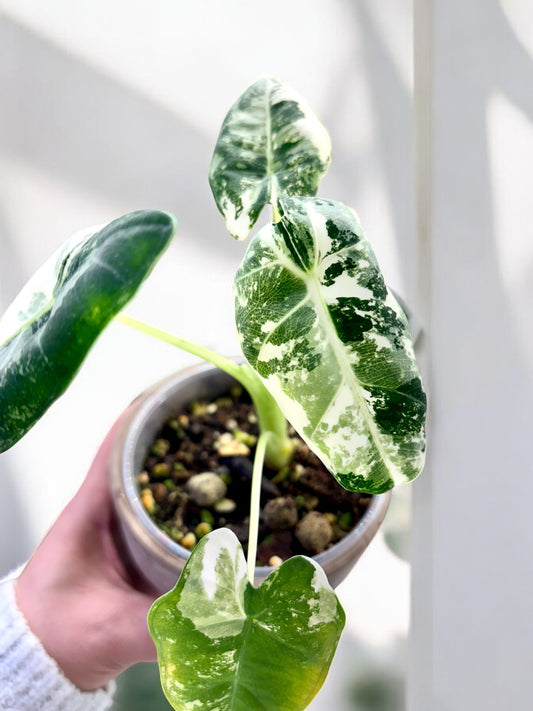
[0,570,116,711]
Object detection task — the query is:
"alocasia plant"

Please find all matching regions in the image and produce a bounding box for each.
[148,76,426,711]
[0,76,426,711]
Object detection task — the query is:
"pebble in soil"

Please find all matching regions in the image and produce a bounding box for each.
[138,385,372,566]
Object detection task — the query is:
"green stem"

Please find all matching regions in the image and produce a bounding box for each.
[116,312,245,380]
[247,431,272,584]
[116,313,293,469]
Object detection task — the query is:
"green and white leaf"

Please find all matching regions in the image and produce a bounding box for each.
[149,528,344,711]
[234,196,426,494]
[209,75,331,241]
[0,209,177,452]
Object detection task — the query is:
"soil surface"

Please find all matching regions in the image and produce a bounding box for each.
[139,384,371,566]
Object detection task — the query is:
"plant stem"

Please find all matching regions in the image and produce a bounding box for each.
[115,312,293,468]
[247,431,272,584]
[116,312,245,380]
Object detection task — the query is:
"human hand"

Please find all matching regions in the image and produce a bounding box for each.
[15,416,160,691]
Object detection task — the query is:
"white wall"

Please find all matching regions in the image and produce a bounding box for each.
[411,1,533,709]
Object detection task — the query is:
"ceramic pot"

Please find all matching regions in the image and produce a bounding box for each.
[110,362,391,592]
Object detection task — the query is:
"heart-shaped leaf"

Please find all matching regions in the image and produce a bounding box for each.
[234,196,426,494]
[149,528,345,711]
[209,76,331,241]
[0,210,177,452]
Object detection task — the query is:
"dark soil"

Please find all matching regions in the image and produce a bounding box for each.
[139,384,371,566]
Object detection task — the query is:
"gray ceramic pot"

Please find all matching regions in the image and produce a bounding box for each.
[110,362,390,593]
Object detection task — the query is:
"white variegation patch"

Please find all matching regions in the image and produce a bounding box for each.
[259,341,287,361]
[200,529,247,599]
[270,81,332,165]
[264,373,312,433]
[321,272,376,301]
[177,529,247,640]
[235,196,427,494]
[219,189,259,242]
[306,560,338,627]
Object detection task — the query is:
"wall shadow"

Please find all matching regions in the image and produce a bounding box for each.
[0,14,225,250]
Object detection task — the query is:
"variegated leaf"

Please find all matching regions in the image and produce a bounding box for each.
[209,75,331,241]
[149,528,344,711]
[0,210,177,452]
[234,196,426,494]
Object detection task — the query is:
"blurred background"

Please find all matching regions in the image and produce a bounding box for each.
[0,1,531,709]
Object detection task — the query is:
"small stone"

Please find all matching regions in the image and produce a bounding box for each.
[186,472,227,506]
[290,463,305,482]
[206,403,218,414]
[178,414,189,427]
[152,462,170,478]
[247,413,258,424]
[268,555,283,567]
[151,438,170,457]
[213,498,237,514]
[195,522,212,539]
[151,483,168,503]
[216,433,250,457]
[295,511,334,553]
[181,532,197,550]
[225,418,238,431]
[338,511,354,531]
[137,471,149,486]
[169,527,183,543]
[262,497,298,530]
[191,401,207,415]
[166,417,180,431]
[140,488,156,515]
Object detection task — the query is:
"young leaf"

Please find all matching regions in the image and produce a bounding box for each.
[149,528,345,711]
[0,210,177,452]
[234,196,426,494]
[209,75,331,241]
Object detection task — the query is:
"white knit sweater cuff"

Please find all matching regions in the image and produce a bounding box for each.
[0,570,115,711]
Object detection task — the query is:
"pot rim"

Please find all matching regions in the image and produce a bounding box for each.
[111,361,391,580]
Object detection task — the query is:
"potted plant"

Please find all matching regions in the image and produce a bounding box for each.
[0,76,426,711]
[108,360,392,594]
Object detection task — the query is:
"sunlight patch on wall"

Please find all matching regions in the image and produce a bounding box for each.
[487,90,533,370]
[499,0,533,59]
[0,0,355,138]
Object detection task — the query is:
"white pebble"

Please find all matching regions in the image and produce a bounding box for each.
[186,472,227,507]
